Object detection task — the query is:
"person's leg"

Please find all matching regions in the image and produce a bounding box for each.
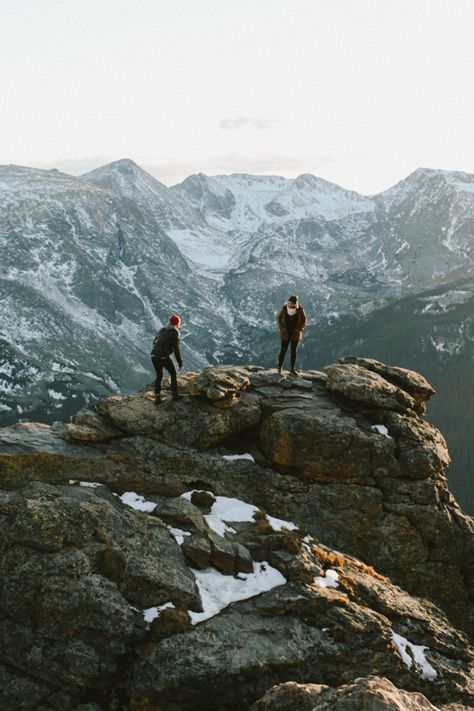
[163,357,178,397]
[290,340,299,372]
[152,357,164,401]
[278,340,289,371]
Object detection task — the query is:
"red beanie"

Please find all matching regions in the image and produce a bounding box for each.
[169,314,181,326]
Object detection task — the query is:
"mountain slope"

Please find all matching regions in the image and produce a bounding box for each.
[0,165,232,423]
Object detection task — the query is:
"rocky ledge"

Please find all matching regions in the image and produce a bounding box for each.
[0,358,473,710]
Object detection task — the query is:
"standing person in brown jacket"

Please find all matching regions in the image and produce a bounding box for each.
[277,295,307,375]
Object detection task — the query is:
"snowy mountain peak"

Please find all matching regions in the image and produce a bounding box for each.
[82,158,168,191]
[377,167,474,206]
[101,157,140,171]
[173,170,375,234]
[294,173,324,188]
[83,160,208,236]
[173,173,236,221]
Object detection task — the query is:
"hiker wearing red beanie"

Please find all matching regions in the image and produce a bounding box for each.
[150,314,183,404]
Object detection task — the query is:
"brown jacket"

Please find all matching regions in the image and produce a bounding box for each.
[277,304,307,341]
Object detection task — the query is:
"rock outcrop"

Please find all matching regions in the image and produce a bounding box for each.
[251,676,446,710]
[0,359,473,710]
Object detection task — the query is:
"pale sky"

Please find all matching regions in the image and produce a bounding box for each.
[0,0,473,194]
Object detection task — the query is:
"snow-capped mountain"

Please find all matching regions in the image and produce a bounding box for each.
[171,167,474,328]
[174,172,374,231]
[0,164,235,424]
[368,168,474,289]
[84,160,232,271]
[172,172,375,271]
[82,158,207,234]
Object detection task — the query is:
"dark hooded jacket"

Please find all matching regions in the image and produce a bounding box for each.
[277,304,307,341]
[151,325,183,367]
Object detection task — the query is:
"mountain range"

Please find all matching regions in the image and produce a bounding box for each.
[0,158,473,511]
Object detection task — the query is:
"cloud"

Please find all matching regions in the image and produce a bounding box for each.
[219,116,280,130]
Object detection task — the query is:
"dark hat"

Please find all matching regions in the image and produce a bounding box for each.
[169,314,182,326]
[288,295,298,304]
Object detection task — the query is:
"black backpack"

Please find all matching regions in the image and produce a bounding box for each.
[151,327,176,357]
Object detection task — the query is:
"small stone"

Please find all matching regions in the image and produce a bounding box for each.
[232,542,253,574]
[183,536,212,569]
[209,532,236,574]
[191,490,216,512]
[96,547,126,583]
[150,608,190,640]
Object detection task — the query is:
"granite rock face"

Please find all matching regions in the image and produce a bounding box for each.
[0,359,473,709]
[251,676,442,711]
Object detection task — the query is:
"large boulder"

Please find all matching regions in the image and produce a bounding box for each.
[0,482,201,709]
[252,676,441,711]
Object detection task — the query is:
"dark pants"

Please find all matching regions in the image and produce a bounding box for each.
[278,340,299,369]
[152,356,177,394]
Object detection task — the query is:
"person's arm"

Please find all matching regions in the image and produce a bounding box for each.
[300,307,307,330]
[277,306,286,332]
[294,308,307,340]
[277,307,288,340]
[173,333,183,368]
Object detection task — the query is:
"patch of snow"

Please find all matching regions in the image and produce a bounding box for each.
[69,480,103,488]
[266,514,298,532]
[446,177,474,193]
[189,561,286,625]
[51,362,76,373]
[371,424,392,439]
[167,227,236,271]
[167,526,192,545]
[314,569,340,588]
[431,338,446,352]
[222,453,255,462]
[392,632,437,680]
[181,490,299,536]
[0,362,14,377]
[394,240,409,255]
[48,389,67,401]
[0,379,21,395]
[209,495,259,523]
[420,290,472,313]
[119,491,157,512]
[143,602,175,624]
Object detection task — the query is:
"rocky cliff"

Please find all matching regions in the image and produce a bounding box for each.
[0,359,473,710]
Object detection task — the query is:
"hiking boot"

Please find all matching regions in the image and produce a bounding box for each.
[171,392,181,401]
[290,368,299,376]
[154,394,165,405]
